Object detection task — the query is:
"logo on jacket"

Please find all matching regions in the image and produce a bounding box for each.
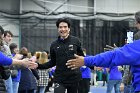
[69,45,73,50]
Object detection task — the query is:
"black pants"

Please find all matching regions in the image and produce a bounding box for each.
[45,78,54,92]
[78,78,90,93]
[102,73,107,86]
[54,83,78,93]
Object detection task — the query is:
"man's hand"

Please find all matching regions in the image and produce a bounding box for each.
[104,43,117,51]
[66,54,84,70]
[28,56,38,69]
[28,61,38,69]
[29,56,37,62]
[21,58,38,69]
[13,54,23,60]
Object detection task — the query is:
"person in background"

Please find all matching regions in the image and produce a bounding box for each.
[1,31,14,93]
[90,66,98,86]
[120,65,133,93]
[78,48,91,93]
[36,52,49,93]
[9,43,19,56]
[66,11,140,93]
[9,43,21,93]
[120,10,140,93]
[106,66,122,93]
[0,26,37,93]
[18,47,39,93]
[104,43,133,93]
[102,67,108,86]
[0,25,8,93]
[45,66,55,92]
[37,18,84,93]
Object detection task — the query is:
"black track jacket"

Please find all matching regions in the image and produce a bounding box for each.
[38,35,84,86]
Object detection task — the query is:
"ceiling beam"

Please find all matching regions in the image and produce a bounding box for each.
[30,0,51,13]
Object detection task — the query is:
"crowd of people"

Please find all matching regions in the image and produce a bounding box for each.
[0,10,140,93]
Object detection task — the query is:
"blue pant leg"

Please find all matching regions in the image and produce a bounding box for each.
[12,81,19,93]
[4,75,13,93]
[38,86,46,93]
[114,80,121,93]
[106,80,115,93]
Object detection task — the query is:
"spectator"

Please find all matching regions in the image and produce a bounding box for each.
[36,52,49,93]
[106,66,122,93]
[78,48,91,93]
[9,43,21,93]
[0,26,36,93]
[66,10,140,93]
[18,47,39,93]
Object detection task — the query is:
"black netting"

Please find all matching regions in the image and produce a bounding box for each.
[20,18,135,55]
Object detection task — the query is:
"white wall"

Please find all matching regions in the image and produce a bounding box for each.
[0,0,19,13]
[96,0,140,13]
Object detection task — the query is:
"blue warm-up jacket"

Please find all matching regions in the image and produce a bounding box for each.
[0,51,12,66]
[84,40,140,92]
[80,66,91,79]
[109,66,122,80]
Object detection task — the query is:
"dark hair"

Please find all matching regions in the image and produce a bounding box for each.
[0,26,4,47]
[56,18,71,28]
[9,43,17,53]
[20,47,28,57]
[4,30,13,37]
[0,26,4,35]
[135,11,140,24]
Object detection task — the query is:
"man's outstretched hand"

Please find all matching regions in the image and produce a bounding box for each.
[104,43,118,51]
[28,56,38,69]
[66,54,84,70]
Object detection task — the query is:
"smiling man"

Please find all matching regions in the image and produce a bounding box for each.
[37,18,84,93]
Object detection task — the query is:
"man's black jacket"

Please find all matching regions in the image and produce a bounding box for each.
[38,35,84,86]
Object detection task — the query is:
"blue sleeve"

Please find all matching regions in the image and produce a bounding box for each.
[0,52,12,66]
[49,71,53,77]
[80,66,87,71]
[84,40,140,67]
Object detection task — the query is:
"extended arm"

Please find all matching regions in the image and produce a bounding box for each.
[66,40,140,69]
[0,51,37,68]
[37,60,55,69]
[37,45,56,69]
